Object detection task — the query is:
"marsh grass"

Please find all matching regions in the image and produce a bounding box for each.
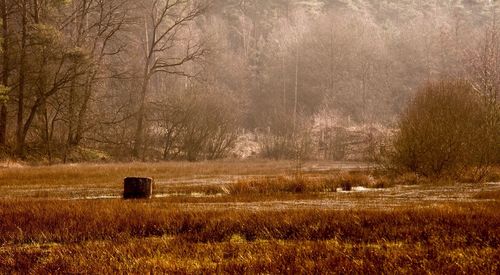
[474,190,500,200]
[226,172,398,195]
[0,160,295,187]
[227,176,336,194]
[1,162,499,273]
[1,200,498,244]
[0,161,397,200]
[0,200,499,273]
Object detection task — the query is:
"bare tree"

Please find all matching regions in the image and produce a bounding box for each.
[0,0,11,146]
[464,11,500,176]
[150,87,238,161]
[11,0,88,157]
[132,0,208,158]
[467,13,499,109]
[63,0,130,159]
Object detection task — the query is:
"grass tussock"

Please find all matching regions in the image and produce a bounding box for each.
[0,200,499,273]
[392,172,421,185]
[457,166,500,183]
[378,172,458,187]
[227,172,399,195]
[227,176,337,194]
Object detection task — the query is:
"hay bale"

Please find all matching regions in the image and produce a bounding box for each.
[123,177,154,199]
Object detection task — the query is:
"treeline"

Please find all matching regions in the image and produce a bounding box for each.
[0,0,498,163]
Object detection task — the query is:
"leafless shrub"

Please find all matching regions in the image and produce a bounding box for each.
[151,90,238,161]
[259,112,314,161]
[391,80,497,181]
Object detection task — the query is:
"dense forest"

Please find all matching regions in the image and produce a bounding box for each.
[0,0,498,163]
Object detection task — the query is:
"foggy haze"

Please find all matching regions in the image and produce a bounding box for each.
[0,0,498,162]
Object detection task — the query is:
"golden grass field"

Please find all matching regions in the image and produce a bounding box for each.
[0,160,499,273]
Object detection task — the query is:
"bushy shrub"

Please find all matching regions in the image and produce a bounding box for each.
[390,80,498,180]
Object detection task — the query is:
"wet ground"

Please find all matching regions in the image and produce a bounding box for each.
[175,182,500,210]
[1,161,498,210]
[0,161,367,199]
[1,173,498,210]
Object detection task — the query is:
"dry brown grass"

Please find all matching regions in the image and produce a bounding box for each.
[474,189,500,200]
[0,161,398,200]
[0,199,499,273]
[225,172,399,195]
[0,160,295,187]
[227,176,337,194]
[1,161,499,273]
[2,237,499,274]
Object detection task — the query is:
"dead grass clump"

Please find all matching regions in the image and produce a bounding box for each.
[321,177,338,192]
[165,184,224,195]
[226,172,395,193]
[370,176,395,188]
[2,200,499,246]
[393,173,419,185]
[484,170,500,183]
[227,176,328,194]
[458,166,500,183]
[370,172,437,187]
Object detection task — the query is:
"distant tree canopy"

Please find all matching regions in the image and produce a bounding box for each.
[0,0,498,162]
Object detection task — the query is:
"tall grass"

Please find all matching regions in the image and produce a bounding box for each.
[226,172,394,194]
[227,176,337,194]
[1,200,498,245]
[0,200,499,273]
[1,162,499,273]
[0,160,295,187]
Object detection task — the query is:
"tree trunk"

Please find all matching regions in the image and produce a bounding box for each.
[73,82,92,145]
[293,35,299,136]
[67,0,86,148]
[0,105,5,146]
[16,1,27,156]
[0,0,9,146]
[133,68,149,158]
[67,76,77,146]
[282,51,286,112]
[133,16,152,158]
[41,101,52,163]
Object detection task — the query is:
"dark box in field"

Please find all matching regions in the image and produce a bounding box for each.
[123,177,154,199]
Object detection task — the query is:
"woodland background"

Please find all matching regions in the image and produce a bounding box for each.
[0,0,498,163]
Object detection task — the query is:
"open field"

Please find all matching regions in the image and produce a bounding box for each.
[1,161,499,273]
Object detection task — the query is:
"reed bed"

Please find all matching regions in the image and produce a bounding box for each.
[0,200,498,273]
